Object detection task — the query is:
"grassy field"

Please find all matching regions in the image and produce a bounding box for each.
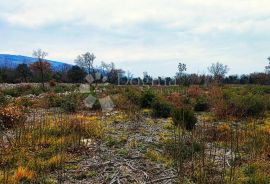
[0,84,270,183]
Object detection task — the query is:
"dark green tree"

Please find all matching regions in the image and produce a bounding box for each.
[67,65,87,83]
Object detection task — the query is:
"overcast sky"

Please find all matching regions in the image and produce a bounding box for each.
[0,0,269,77]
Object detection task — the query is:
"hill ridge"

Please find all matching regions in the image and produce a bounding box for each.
[0,54,73,70]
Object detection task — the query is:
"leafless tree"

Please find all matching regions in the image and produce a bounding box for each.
[101,61,115,73]
[75,52,96,75]
[208,62,229,84]
[177,63,187,77]
[176,62,187,85]
[31,49,50,88]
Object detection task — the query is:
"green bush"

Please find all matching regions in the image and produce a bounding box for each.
[194,96,209,112]
[151,99,171,118]
[172,108,197,131]
[227,93,266,117]
[60,93,81,113]
[61,100,77,112]
[47,93,81,112]
[125,87,140,105]
[47,93,63,108]
[221,88,267,118]
[2,85,37,97]
[247,85,270,95]
[140,89,156,108]
[3,88,20,97]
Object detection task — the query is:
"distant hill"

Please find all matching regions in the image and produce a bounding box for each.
[0,54,73,71]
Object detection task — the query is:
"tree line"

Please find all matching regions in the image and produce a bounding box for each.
[1,49,270,85]
[0,49,122,86]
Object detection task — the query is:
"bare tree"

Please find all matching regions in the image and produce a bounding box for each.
[101,61,115,73]
[101,61,121,84]
[31,49,50,88]
[178,63,187,76]
[208,62,229,84]
[176,62,187,85]
[75,52,96,75]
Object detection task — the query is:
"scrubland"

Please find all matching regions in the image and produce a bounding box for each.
[0,84,270,183]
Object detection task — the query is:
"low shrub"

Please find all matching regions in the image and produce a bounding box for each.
[60,95,80,113]
[125,87,140,105]
[164,139,203,160]
[47,92,62,108]
[172,107,197,131]
[194,96,209,112]
[151,99,171,118]
[247,85,270,95]
[14,166,35,183]
[3,87,21,97]
[226,92,266,117]
[140,89,156,108]
[46,92,81,112]
[2,85,34,97]
[212,88,267,119]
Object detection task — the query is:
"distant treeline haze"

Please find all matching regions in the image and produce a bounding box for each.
[1,50,270,85]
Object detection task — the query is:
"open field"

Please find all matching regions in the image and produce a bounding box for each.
[2,0,270,183]
[0,84,270,184]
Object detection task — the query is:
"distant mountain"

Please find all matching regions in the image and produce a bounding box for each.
[0,54,73,71]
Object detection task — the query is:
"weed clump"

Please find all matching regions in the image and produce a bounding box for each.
[14,166,35,183]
